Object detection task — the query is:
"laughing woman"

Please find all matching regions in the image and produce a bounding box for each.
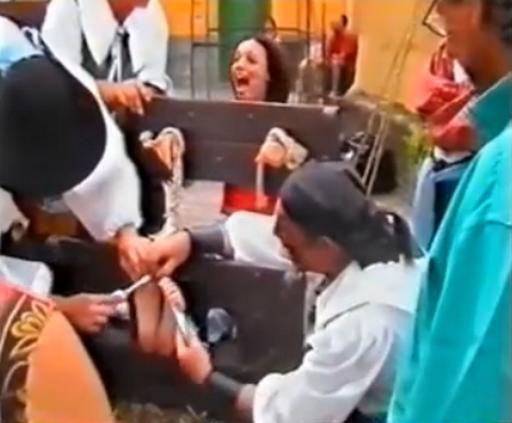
[148,36,305,272]
[222,35,298,215]
[229,35,290,103]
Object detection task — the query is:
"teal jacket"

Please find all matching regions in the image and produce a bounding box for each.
[389,74,512,423]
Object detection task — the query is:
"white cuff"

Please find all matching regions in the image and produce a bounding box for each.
[253,373,284,423]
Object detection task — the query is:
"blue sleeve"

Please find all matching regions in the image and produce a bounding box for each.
[389,221,512,423]
[0,17,41,74]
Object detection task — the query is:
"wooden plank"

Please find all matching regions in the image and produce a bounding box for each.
[0,2,48,28]
[177,258,306,380]
[183,140,289,192]
[125,98,374,192]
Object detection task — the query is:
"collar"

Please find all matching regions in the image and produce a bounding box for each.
[314,259,424,330]
[467,73,512,148]
[76,0,118,66]
[76,0,146,66]
[0,17,42,74]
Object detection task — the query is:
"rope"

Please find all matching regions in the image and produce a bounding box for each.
[160,127,186,234]
[139,127,186,236]
[158,277,197,342]
[255,128,309,211]
[352,0,425,195]
[366,1,424,194]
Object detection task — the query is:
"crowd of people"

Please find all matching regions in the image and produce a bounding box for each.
[0,0,511,422]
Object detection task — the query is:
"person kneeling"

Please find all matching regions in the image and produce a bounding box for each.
[150,162,423,423]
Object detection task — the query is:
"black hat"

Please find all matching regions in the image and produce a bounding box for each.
[0,55,106,197]
[279,161,368,247]
[279,161,412,267]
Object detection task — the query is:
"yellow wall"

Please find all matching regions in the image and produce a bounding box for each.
[161,0,440,107]
[271,0,347,38]
[160,0,216,39]
[161,0,345,39]
[348,0,439,106]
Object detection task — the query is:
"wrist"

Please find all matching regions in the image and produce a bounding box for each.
[96,81,117,106]
[115,224,138,239]
[205,370,244,403]
[108,225,138,249]
[167,230,193,263]
[52,295,65,309]
[143,82,164,95]
[199,362,215,385]
[52,295,71,316]
[185,225,233,258]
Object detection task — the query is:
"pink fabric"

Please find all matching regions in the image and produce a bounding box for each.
[413,43,476,153]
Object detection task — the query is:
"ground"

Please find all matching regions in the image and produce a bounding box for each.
[115,403,222,423]
[117,92,421,423]
[114,185,415,423]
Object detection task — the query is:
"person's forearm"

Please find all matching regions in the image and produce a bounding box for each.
[204,371,255,421]
[114,224,138,239]
[108,224,139,252]
[51,295,67,311]
[234,384,256,421]
[139,75,171,95]
[186,224,234,259]
[51,295,76,322]
[142,81,165,95]
[96,80,118,110]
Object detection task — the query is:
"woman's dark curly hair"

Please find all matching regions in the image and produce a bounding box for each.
[230,35,291,103]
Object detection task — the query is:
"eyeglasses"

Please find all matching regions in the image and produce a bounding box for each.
[422,0,447,37]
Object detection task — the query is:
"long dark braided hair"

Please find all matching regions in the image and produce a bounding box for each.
[280,162,416,269]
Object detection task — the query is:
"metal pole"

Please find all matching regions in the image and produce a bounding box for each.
[306,0,312,57]
[297,0,301,40]
[190,0,196,98]
[321,0,326,60]
[206,0,211,99]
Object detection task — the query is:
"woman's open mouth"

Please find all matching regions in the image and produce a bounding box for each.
[234,75,251,97]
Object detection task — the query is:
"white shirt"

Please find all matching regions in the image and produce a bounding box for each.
[41,0,170,91]
[0,17,35,238]
[253,260,423,423]
[0,188,27,240]
[0,189,52,295]
[58,56,143,240]
[225,211,293,271]
[0,19,140,295]
[0,22,143,241]
[453,60,470,85]
[0,16,42,74]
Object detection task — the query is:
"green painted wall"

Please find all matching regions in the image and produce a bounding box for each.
[218,0,271,79]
